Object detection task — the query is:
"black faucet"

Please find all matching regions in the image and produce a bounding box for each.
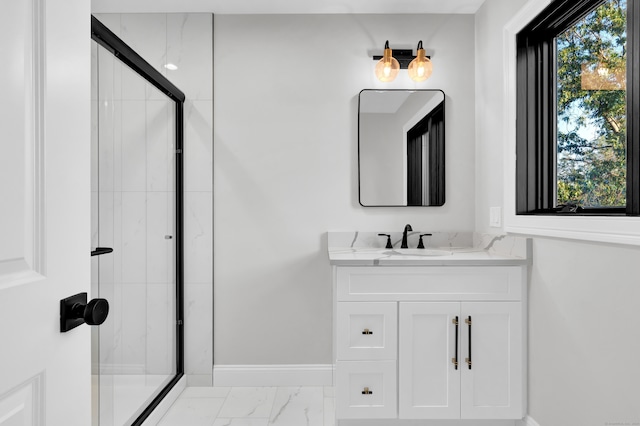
[401,224,413,248]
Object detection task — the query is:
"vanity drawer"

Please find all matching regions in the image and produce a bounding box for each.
[336,266,523,302]
[336,360,397,419]
[337,302,397,360]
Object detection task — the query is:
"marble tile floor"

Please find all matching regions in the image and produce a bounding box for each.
[157,386,335,426]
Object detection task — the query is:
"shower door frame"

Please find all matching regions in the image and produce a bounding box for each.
[91,15,185,426]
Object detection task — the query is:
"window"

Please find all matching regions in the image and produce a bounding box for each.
[516,0,639,215]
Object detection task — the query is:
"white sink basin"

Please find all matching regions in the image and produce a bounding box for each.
[390,248,452,256]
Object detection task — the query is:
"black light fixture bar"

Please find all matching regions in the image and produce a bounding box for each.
[373,49,431,69]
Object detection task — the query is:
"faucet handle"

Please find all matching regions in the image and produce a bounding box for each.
[377,233,393,249]
[417,233,432,249]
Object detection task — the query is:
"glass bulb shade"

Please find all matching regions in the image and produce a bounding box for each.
[408,50,433,82]
[375,48,400,82]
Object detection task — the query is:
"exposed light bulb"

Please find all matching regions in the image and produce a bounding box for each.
[408,41,433,82]
[375,41,400,82]
[164,63,178,71]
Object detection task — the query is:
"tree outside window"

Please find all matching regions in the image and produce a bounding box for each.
[556,0,627,207]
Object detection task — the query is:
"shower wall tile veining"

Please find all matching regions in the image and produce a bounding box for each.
[94,13,214,387]
[92,44,176,375]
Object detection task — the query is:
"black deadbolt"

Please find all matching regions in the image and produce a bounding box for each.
[60,292,109,332]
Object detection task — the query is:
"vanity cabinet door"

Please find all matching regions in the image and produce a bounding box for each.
[460,302,523,419]
[399,302,461,419]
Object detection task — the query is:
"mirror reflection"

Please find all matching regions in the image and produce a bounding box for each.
[358,89,445,207]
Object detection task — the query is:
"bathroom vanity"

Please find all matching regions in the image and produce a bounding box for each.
[328,232,530,425]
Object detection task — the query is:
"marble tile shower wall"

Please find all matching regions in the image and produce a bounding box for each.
[92,13,214,384]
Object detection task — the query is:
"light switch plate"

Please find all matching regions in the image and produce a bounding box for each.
[490,207,502,228]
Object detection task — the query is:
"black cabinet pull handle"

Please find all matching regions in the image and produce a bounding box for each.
[362,328,373,335]
[452,316,459,369]
[465,316,472,369]
[362,387,373,395]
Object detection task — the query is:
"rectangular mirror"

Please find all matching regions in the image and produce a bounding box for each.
[358,89,445,207]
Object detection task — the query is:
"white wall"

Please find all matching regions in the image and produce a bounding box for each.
[475,0,640,424]
[529,238,640,425]
[474,0,527,233]
[214,14,476,365]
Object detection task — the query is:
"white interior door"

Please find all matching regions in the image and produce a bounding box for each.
[0,0,92,424]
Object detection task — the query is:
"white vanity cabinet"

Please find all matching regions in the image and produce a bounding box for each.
[334,265,526,423]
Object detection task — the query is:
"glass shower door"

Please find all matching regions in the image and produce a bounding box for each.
[91,26,179,426]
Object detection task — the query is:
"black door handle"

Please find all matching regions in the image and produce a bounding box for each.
[60,292,109,332]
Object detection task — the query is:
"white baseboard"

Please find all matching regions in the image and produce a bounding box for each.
[186,374,213,387]
[213,364,334,387]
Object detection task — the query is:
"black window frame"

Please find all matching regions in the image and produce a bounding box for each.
[516,0,640,216]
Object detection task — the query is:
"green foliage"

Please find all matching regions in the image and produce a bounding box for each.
[556,0,627,207]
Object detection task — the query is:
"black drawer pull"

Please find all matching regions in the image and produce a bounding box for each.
[362,387,373,395]
[362,328,373,335]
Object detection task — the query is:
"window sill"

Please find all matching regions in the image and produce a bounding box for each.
[505,214,640,246]
[522,209,627,216]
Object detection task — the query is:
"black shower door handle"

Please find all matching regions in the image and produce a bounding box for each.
[91,247,113,256]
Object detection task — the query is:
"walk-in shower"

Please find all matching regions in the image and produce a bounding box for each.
[90,16,184,426]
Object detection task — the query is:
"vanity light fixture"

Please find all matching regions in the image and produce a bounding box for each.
[372,40,432,82]
[374,40,400,82]
[408,41,433,82]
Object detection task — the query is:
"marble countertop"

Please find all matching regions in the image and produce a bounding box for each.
[328,247,529,266]
[327,231,531,266]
